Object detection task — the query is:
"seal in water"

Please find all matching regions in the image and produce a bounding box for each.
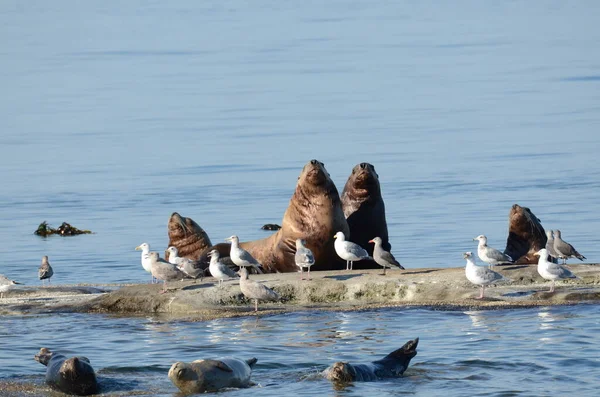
[202,160,350,272]
[34,348,98,396]
[504,204,547,264]
[341,163,390,269]
[168,357,258,393]
[324,338,418,383]
[165,212,212,262]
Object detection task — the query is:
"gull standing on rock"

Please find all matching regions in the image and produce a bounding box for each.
[0,274,21,299]
[334,231,371,270]
[39,256,54,286]
[295,239,315,280]
[535,248,578,292]
[208,249,237,287]
[167,246,204,281]
[136,243,155,283]
[463,252,507,299]
[369,237,404,275]
[225,235,264,274]
[473,235,513,267]
[238,267,280,312]
[545,230,560,260]
[149,252,187,294]
[553,229,586,264]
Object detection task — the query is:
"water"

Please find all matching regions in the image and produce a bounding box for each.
[1,1,600,395]
[1,306,600,396]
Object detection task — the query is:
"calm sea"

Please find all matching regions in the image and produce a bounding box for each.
[1,1,599,395]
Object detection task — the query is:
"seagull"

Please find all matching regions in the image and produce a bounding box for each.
[0,274,21,299]
[148,252,187,294]
[38,256,54,286]
[463,252,508,299]
[208,249,237,287]
[473,235,513,267]
[295,239,315,280]
[225,235,264,274]
[535,248,578,292]
[545,230,560,260]
[334,231,371,270]
[369,237,404,275]
[238,267,280,312]
[166,246,204,281]
[135,243,155,283]
[553,230,586,264]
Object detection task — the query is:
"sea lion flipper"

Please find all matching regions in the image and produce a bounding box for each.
[245,358,258,368]
[384,338,419,359]
[214,361,234,373]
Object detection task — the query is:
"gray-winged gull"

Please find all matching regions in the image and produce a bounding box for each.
[238,267,280,312]
[544,230,560,260]
[295,239,315,280]
[369,237,405,275]
[553,229,586,264]
[225,235,263,273]
[38,256,54,286]
[473,235,513,267]
[334,231,371,270]
[167,246,204,281]
[535,248,578,292]
[136,243,155,283]
[463,251,508,299]
[149,252,187,293]
[208,249,237,287]
[0,274,21,299]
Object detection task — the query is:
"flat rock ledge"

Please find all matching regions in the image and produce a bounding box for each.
[2,264,599,320]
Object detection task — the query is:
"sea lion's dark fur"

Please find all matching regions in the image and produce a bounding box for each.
[341,163,390,269]
[202,160,349,272]
[168,357,257,393]
[504,204,547,264]
[34,348,98,396]
[325,338,418,383]
[165,212,212,262]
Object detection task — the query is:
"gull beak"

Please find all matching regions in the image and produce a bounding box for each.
[472,237,478,241]
[333,235,337,239]
[368,240,374,244]
[135,246,142,251]
[534,252,540,257]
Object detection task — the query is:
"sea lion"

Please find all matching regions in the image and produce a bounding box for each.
[34,348,98,396]
[504,204,547,264]
[324,338,418,383]
[165,212,212,262]
[203,160,350,272]
[168,357,257,393]
[341,163,390,269]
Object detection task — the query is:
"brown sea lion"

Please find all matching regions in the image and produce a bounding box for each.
[165,212,212,262]
[203,160,350,272]
[324,338,418,383]
[504,204,547,264]
[168,357,257,393]
[34,348,98,396]
[341,163,390,269]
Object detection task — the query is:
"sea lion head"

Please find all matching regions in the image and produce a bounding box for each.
[166,212,212,261]
[345,163,381,196]
[297,159,334,193]
[505,204,546,264]
[169,361,207,393]
[34,348,53,366]
[327,361,356,383]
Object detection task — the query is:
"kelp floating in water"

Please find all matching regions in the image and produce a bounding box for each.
[34,221,93,237]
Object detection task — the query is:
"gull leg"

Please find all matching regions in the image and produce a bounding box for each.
[550,281,555,293]
[307,267,311,281]
[383,266,387,276]
[346,261,349,270]
[160,281,168,294]
[477,286,485,299]
[300,268,303,280]
[254,299,258,312]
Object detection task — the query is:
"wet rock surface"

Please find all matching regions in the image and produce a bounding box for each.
[1,264,599,320]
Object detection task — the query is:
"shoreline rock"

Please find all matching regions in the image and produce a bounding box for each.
[1,264,599,320]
